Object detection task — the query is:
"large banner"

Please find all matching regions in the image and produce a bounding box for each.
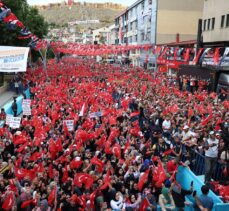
[0,46,29,72]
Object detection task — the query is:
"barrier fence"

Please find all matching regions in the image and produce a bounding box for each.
[185,148,225,181]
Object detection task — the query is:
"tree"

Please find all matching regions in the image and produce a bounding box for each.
[0,0,48,46]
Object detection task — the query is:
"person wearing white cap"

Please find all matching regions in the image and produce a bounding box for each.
[204,131,219,184]
[181,125,195,144]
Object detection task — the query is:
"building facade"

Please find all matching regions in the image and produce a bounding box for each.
[92,26,111,45]
[201,0,229,45]
[115,0,204,66]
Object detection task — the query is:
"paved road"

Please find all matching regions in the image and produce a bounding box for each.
[0,91,17,108]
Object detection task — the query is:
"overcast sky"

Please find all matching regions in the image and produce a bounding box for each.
[27,0,134,6]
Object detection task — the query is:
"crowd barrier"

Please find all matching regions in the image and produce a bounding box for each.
[3,88,30,116]
[188,149,224,181]
[176,166,228,211]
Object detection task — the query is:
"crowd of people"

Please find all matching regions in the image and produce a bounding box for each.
[0,59,228,211]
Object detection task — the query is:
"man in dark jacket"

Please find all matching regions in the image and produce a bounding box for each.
[11,97,18,117]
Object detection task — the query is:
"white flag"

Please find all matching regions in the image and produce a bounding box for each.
[79,103,85,117]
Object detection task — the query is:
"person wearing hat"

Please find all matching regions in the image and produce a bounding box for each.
[204,131,219,184]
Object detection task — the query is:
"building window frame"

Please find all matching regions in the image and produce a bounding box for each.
[211,17,215,30]
[226,14,229,27]
[221,15,225,28]
[203,19,206,31]
[207,18,211,30]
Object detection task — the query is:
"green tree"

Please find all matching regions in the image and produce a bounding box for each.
[0,0,48,46]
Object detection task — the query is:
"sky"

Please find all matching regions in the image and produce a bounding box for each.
[27,0,134,6]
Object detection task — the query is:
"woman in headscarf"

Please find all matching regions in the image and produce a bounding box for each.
[159,187,175,211]
[110,191,125,211]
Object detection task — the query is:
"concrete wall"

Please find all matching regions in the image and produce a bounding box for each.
[156,0,204,44]
[202,0,229,43]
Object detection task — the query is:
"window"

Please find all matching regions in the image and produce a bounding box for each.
[207,19,211,30]
[141,2,144,10]
[149,0,152,5]
[226,14,229,27]
[221,15,225,27]
[141,32,144,42]
[212,17,215,30]
[203,19,206,31]
[129,10,132,19]
[132,35,136,42]
[147,32,151,41]
[135,35,138,42]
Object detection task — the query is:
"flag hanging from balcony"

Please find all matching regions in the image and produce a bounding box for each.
[214,48,220,65]
[193,48,203,65]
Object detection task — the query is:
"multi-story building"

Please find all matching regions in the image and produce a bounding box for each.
[201,0,229,47]
[180,0,229,94]
[108,24,116,45]
[115,0,204,66]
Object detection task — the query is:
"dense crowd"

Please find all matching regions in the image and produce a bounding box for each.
[0,60,228,211]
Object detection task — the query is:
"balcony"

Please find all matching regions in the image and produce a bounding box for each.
[127,30,138,37]
[128,16,137,23]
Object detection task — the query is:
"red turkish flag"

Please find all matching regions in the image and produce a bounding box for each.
[109,116,117,125]
[184,48,190,61]
[63,122,69,136]
[163,148,174,156]
[112,143,121,158]
[48,186,57,206]
[49,138,57,153]
[153,159,167,187]
[137,169,150,191]
[2,192,14,210]
[139,198,150,211]
[48,164,54,179]
[130,111,140,118]
[56,138,63,152]
[104,141,112,154]
[74,173,94,189]
[89,190,97,209]
[76,194,87,209]
[188,107,193,117]
[99,171,111,190]
[170,104,178,113]
[28,152,42,162]
[214,48,220,65]
[193,48,204,65]
[91,156,104,173]
[96,136,106,148]
[62,166,69,183]
[21,199,36,209]
[36,162,44,173]
[15,168,27,180]
[124,139,130,153]
[70,158,82,169]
